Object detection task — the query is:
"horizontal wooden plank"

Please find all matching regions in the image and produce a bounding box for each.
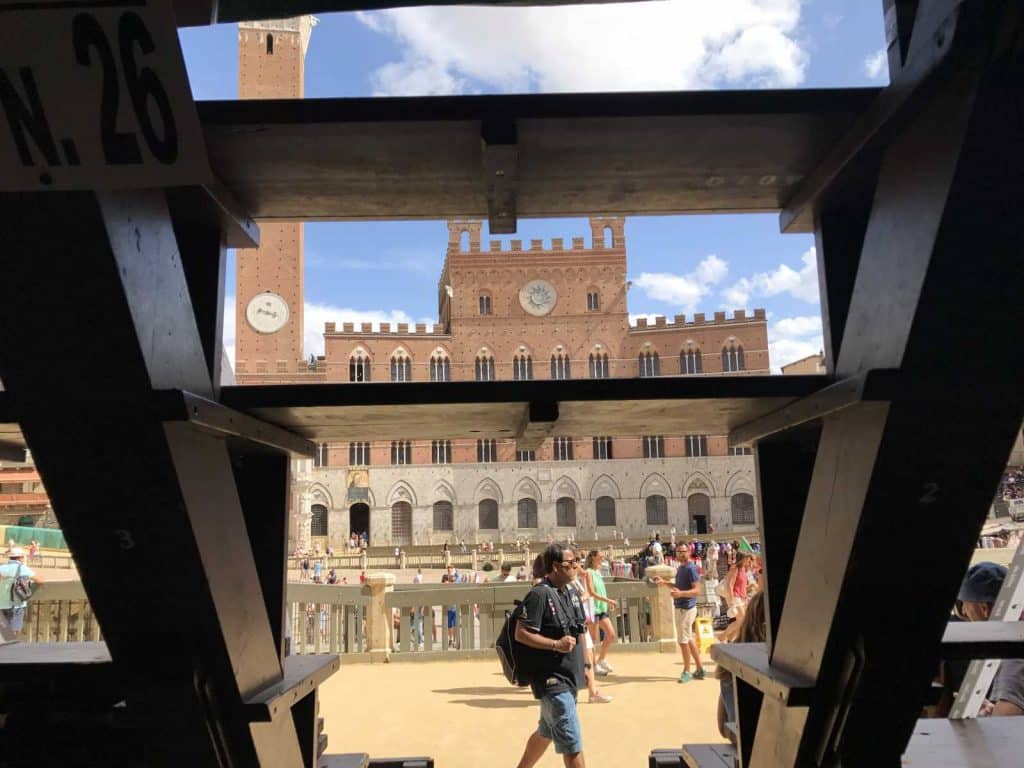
[680,744,736,768]
[710,642,815,707]
[197,90,877,230]
[903,717,1024,766]
[940,621,1024,660]
[245,653,341,721]
[219,376,830,442]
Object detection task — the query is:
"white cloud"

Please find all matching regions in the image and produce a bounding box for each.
[357,1,808,96]
[722,246,819,307]
[632,254,728,314]
[767,313,823,372]
[863,48,887,79]
[222,296,434,368]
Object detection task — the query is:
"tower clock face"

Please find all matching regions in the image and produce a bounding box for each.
[246,292,290,334]
[519,279,557,316]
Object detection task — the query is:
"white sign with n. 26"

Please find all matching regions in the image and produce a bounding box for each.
[0,0,210,190]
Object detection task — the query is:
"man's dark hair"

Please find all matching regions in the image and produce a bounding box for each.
[501,562,512,572]
[542,542,568,575]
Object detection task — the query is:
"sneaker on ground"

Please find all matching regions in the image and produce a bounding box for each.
[678,671,693,684]
[597,660,614,673]
[594,666,609,676]
[589,693,613,703]
[693,669,706,680]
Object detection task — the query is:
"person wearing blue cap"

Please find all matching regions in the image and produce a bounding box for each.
[958,562,1024,716]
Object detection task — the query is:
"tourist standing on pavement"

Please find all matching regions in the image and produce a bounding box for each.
[584,550,618,675]
[568,549,611,703]
[0,547,41,634]
[652,544,706,683]
[514,544,588,768]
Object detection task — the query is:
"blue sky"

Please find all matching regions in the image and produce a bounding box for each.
[179,1,889,371]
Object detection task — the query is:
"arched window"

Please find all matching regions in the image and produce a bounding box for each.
[587,291,600,311]
[433,501,454,531]
[731,493,756,526]
[310,503,328,536]
[639,351,660,377]
[391,501,412,545]
[430,355,450,382]
[476,439,497,463]
[642,436,665,459]
[680,349,703,375]
[688,493,711,534]
[592,436,613,459]
[513,354,533,380]
[603,226,613,248]
[517,498,538,528]
[390,352,412,382]
[556,497,576,527]
[460,230,470,251]
[722,344,746,372]
[475,355,495,381]
[478,294,492,315]
[596,496,616,527]
[431,440,451,464]
[589,352,609,378]
[266,33,274,54]
[478,499,499,530]
[645,494,668,526]
[551,353,571,380]
[349,353,371,382]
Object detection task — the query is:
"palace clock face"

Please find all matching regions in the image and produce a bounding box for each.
[519,279,557,316]
[246,292,290,334]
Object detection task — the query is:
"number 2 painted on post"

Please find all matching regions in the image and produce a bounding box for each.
[72,11,178,166]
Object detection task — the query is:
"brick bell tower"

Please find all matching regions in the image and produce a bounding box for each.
[235,17,315,378]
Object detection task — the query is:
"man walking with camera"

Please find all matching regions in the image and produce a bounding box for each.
[515,543,588,768]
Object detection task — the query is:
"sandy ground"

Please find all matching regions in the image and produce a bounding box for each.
[318,650,723,768]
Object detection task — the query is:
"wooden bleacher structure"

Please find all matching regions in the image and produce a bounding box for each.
[1,0,1023,765]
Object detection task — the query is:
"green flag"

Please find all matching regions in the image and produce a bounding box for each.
[739,537,757,556]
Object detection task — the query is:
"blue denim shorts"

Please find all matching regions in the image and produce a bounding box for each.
[537,690,583,755]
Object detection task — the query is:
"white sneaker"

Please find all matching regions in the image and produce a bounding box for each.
[589,692,613,703]
[597,660,614,674]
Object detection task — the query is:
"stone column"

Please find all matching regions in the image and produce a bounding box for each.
[498,549,505,565]
[399,550,408,569]
[359,550,368,570]
[295,480,313,553]
[443,550,452,568]
[471,548,479,570]
[364,572,395,663]
[645,564,678,653]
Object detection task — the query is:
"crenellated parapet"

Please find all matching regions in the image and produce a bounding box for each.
[446,216,626,256]
[324,322,450,337]
[629,308,766,331]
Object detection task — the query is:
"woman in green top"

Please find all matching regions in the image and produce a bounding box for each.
[584,549,619,675]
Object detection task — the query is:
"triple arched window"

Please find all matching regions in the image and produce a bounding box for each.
[475,355,495,381]
[550,353,571,380]
[680,349,703,375]
[429,355,450,382]
[638,351,660,377]
[589,352,609,379]
[390,352,411,382]
[349,354,371,382]
[513,354,534,381]
[722,344,746,372]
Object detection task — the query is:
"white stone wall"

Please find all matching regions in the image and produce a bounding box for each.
[293,455,759,549]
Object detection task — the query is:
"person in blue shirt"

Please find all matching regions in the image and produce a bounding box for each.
[0,547,42,634]
[652,544,705,683]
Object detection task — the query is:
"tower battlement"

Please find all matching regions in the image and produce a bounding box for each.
[629,308,767,331]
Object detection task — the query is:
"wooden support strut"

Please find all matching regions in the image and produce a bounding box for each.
[0,189,328,766]
[746,3,1024,766]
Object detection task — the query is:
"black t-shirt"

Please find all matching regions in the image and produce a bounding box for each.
[517,578,586,699]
